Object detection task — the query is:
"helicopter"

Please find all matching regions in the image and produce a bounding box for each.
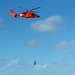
[9,6,40,18]
[34,61,37,66]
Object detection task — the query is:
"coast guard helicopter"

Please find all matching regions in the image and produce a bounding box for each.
[10,6,40,18]
[34,61,37,66]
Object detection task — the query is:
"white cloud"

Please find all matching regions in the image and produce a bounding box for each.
[35,64,48,69]
[53,41,75,50]
[53,56,64,64]
[31,15,63,32]
[0,59,75,75]
[68,53,75,58]
[0,57,19,70]
[26,40,41,47]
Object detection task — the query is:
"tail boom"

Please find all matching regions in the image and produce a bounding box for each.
[10,8,20,18]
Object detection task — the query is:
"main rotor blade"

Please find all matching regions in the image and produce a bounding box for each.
[31,7,40,10]
[32,11,38,13]
[18,6,27,10]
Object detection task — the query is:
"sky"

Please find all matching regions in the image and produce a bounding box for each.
[0,0,75,75]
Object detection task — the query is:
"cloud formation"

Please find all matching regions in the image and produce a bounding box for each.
[68,53,75,58]
[0,58,75,75]
[35,64,48,69]
[0,57,19,70]
[53,56,64,64]
[53,41,75,50]
[26,40,41,47]
[31,15,63,32]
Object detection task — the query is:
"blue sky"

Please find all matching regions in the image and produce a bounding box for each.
[0,0,75,75]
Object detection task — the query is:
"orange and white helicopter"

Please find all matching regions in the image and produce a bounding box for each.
[10,6,40,18]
